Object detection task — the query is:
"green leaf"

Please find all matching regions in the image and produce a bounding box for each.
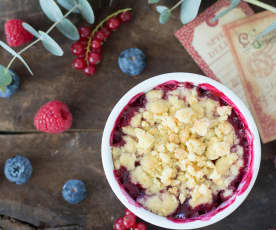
[22,23,40,38]
[56,18,80,40]
[159,9,171,24]
[149,0,160,4]
[39,0,63,22]
[57,0,80,13]
[77,0,95,24]
[0,41,33,75]
[0,65,12,88]
[156,5,168,14]
[39,31,64,56]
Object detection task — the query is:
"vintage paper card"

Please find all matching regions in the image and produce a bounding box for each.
[223,11,276,143]
[175,0,254,105]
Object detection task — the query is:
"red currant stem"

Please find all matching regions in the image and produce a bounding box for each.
[5,3,79,74]
[170,0,184,12]
[84,8,132,65]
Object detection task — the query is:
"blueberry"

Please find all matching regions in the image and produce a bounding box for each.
[0,70,20,98]
[4,155,32,185]
[62,179,87,204]
[118,48,146,76]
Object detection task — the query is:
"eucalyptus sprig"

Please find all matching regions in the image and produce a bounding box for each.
[0,0,95,90]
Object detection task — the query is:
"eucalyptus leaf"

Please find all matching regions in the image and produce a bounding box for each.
[180,0,201,24]
[211,0,240,23]
[39,31,64,56]
[156,5,168,14]
[77,0,95,24]
[57,18,80,40]
[149,0,160,4]
[0,41,33,75]
[159,9,171,24]
[57,0,80,13]
[255,19,276,41]
[22,23,40,38]
[0,65,12,87]
[39,0,63,22]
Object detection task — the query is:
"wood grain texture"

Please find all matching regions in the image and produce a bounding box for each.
[0,0,275,230]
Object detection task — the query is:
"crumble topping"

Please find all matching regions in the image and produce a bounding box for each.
[112,85,245,217]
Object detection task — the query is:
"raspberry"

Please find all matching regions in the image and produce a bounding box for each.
[84,66,96,76]
[106,18,121,31]
[4,19,34,47]
[119,11,132,22]
[34,101,73,134]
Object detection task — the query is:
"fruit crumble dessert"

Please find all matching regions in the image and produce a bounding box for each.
[111,81,251,220]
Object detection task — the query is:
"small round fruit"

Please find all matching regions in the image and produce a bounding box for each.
[62,179,87,204]
[106,17,120,31]
[123,213,136,228]
[88,53,101,65]
[118,48,146,76]
[91,39,102,49]
[113,218,127,230]
[119,11,132,22]
[134,223,147,230]
[124,209,134,217]
[100,27,111,39]
[92,47,102,54]
[78,26,91,38]
[71,42,85,56]
[94,31,105,42]
[72,58,86,70]
[0,70,20,98]
[84,66,96,76]
[79,37,88,46]
[4,155,32,185]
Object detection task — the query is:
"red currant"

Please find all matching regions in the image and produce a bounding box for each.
[84,65,96,76]
[119,11,132,22]
[94,31,105,42]
[124,209,134,217]
[91,39,102,49]
[78,26,91,38]
[72,58,86,70]
[88,53,101,65]
[71,42,85,56]
[106,17,121,31]
[123,213,136,229]
[134,223,147,230]
[92,47,102,54]
[100,27,111,39]
[79,37,88,46]
[113,218,127,230]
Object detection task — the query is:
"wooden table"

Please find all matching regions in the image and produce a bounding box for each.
[0,0,275,229]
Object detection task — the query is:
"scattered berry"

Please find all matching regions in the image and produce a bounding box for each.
[88,53,101,65]
[124,209,134,217]
[34,100,73,134]
[62,179,87,204]
[106,17,121,31]
[73,58,86,70]
[134,223,147,230]
[91,39,102,49]
[71,42,85,56]
[4,155,32,185]
[4,19,34,47]
[78,26,91,38]
[118,48,146,76]
[92,47,102,54]
[94,31,106,42]
[119,11,132,22]
[84,65,96,76]
[113,218,127,230]
[123,213,136,228]
[100,27,111,39]
[0,70,20,98]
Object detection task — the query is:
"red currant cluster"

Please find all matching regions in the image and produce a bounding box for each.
[113,209,147,230]
[71,10,132,76]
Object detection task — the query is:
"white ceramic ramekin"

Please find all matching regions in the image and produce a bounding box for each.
[101,73,261,229]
